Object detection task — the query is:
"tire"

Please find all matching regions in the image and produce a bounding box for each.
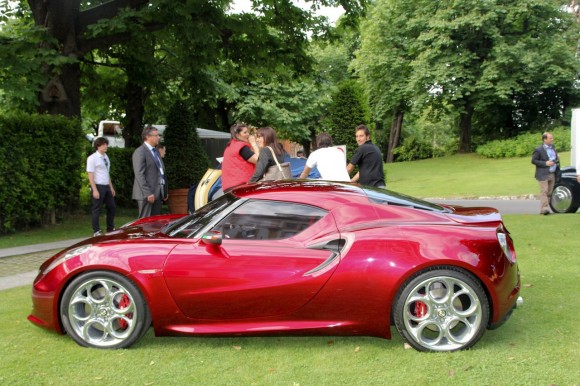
[393,267,489,352]
[549,184,579,213]
[60,271,151,349]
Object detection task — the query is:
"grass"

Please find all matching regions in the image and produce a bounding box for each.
[0,208,138,249]
[0,214,578,385]
[386,151,571,198]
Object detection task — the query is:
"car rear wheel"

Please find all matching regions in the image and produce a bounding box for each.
[60,271,151,349]
[393,268,489,352]
[549,184,579,213]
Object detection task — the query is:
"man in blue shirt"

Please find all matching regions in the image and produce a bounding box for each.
[531,132,559,215]
[347,124,385,188]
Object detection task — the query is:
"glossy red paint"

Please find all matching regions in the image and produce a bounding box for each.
[28,180,521,351]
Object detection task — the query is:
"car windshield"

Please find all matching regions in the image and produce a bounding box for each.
[162,194,239,238]
[363,186,450,212]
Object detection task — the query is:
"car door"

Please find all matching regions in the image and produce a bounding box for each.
[163,199,343,320]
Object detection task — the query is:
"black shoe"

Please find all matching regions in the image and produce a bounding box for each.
[540,211,550,215]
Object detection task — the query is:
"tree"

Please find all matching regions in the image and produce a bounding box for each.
[355,0,580,153]
[353,1,418,162]
[0,2,74,112]
[235,77,331,143]
[326,80,369,161]
[163,100,209,189]
[2,0,367,133]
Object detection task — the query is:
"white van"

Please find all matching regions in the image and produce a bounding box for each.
[97,120,125,148]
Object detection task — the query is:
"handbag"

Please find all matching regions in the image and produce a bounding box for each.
[260,146,291,181]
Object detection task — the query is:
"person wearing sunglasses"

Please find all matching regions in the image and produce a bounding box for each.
[87,136,116,236]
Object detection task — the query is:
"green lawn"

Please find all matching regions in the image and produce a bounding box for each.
[0,208,137,249]
[386,151,571,198]
[0,214,578,385]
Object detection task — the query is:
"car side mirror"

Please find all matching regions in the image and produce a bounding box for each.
[201,230,222,246]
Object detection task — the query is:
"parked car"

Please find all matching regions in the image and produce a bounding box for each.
[28,181,522,352]
[550,166,580,213]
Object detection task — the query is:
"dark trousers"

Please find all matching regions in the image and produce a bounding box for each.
[92,184,115,232]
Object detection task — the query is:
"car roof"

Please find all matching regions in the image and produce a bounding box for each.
[230,180,450,214]
[231,180,370,210]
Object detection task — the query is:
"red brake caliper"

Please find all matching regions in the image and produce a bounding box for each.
[117,294,131,330]
[414,300,427,318]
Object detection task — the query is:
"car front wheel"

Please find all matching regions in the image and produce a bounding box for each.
[60,271,151,349]
[550,184,579,213]
[393,268,489,352]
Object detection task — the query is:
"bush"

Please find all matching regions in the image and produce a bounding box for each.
[325,80,369,161]
[476,127,571,158]
[163,101,209,189]
[0,113,83,233]
[392,135,434,162]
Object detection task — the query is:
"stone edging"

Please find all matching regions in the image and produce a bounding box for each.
[424,194,538,200]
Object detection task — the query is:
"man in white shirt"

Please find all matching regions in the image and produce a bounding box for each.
[87,137,116,236]
[299,133,350,181]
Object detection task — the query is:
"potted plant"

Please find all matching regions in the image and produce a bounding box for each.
[163,101,209,213]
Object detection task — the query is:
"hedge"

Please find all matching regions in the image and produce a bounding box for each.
[476,127,572,158]
[0,113,83,233]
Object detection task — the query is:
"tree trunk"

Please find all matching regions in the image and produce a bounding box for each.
[217,99,231,131]
[122,37,155,147]
[458,104,474,153]
[123,80,146,148]
[386,110,403,163]
[39,63,82,117]
[29,0,82,117]
[28,0,151,118]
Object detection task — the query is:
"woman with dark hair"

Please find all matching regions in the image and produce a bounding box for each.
[249,126,287,183]
[221,123,260,191]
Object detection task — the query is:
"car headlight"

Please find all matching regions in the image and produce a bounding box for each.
[42,245,92,275]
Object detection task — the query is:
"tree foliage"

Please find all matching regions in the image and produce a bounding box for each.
[163,101,209,189]
[355,0,580,153]
[326,80,369,160]
[1,0,367,141]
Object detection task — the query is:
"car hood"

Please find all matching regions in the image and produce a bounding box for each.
[62,214,186,251]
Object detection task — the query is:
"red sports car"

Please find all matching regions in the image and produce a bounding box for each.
[28,181,521,352]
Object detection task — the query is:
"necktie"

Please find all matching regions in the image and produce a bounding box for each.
[152,148,162,169]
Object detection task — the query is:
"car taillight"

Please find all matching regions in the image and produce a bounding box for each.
[497,226,516,264]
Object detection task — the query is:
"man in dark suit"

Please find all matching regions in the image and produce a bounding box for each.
[531,132,559,215]
[133,126,166,218]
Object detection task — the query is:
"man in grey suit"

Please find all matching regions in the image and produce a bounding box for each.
[531,132,559,215]
[133,126,167,218]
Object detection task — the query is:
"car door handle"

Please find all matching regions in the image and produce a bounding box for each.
[304,239,346,277]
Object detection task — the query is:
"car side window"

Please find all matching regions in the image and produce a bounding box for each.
[212,200,327,240]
